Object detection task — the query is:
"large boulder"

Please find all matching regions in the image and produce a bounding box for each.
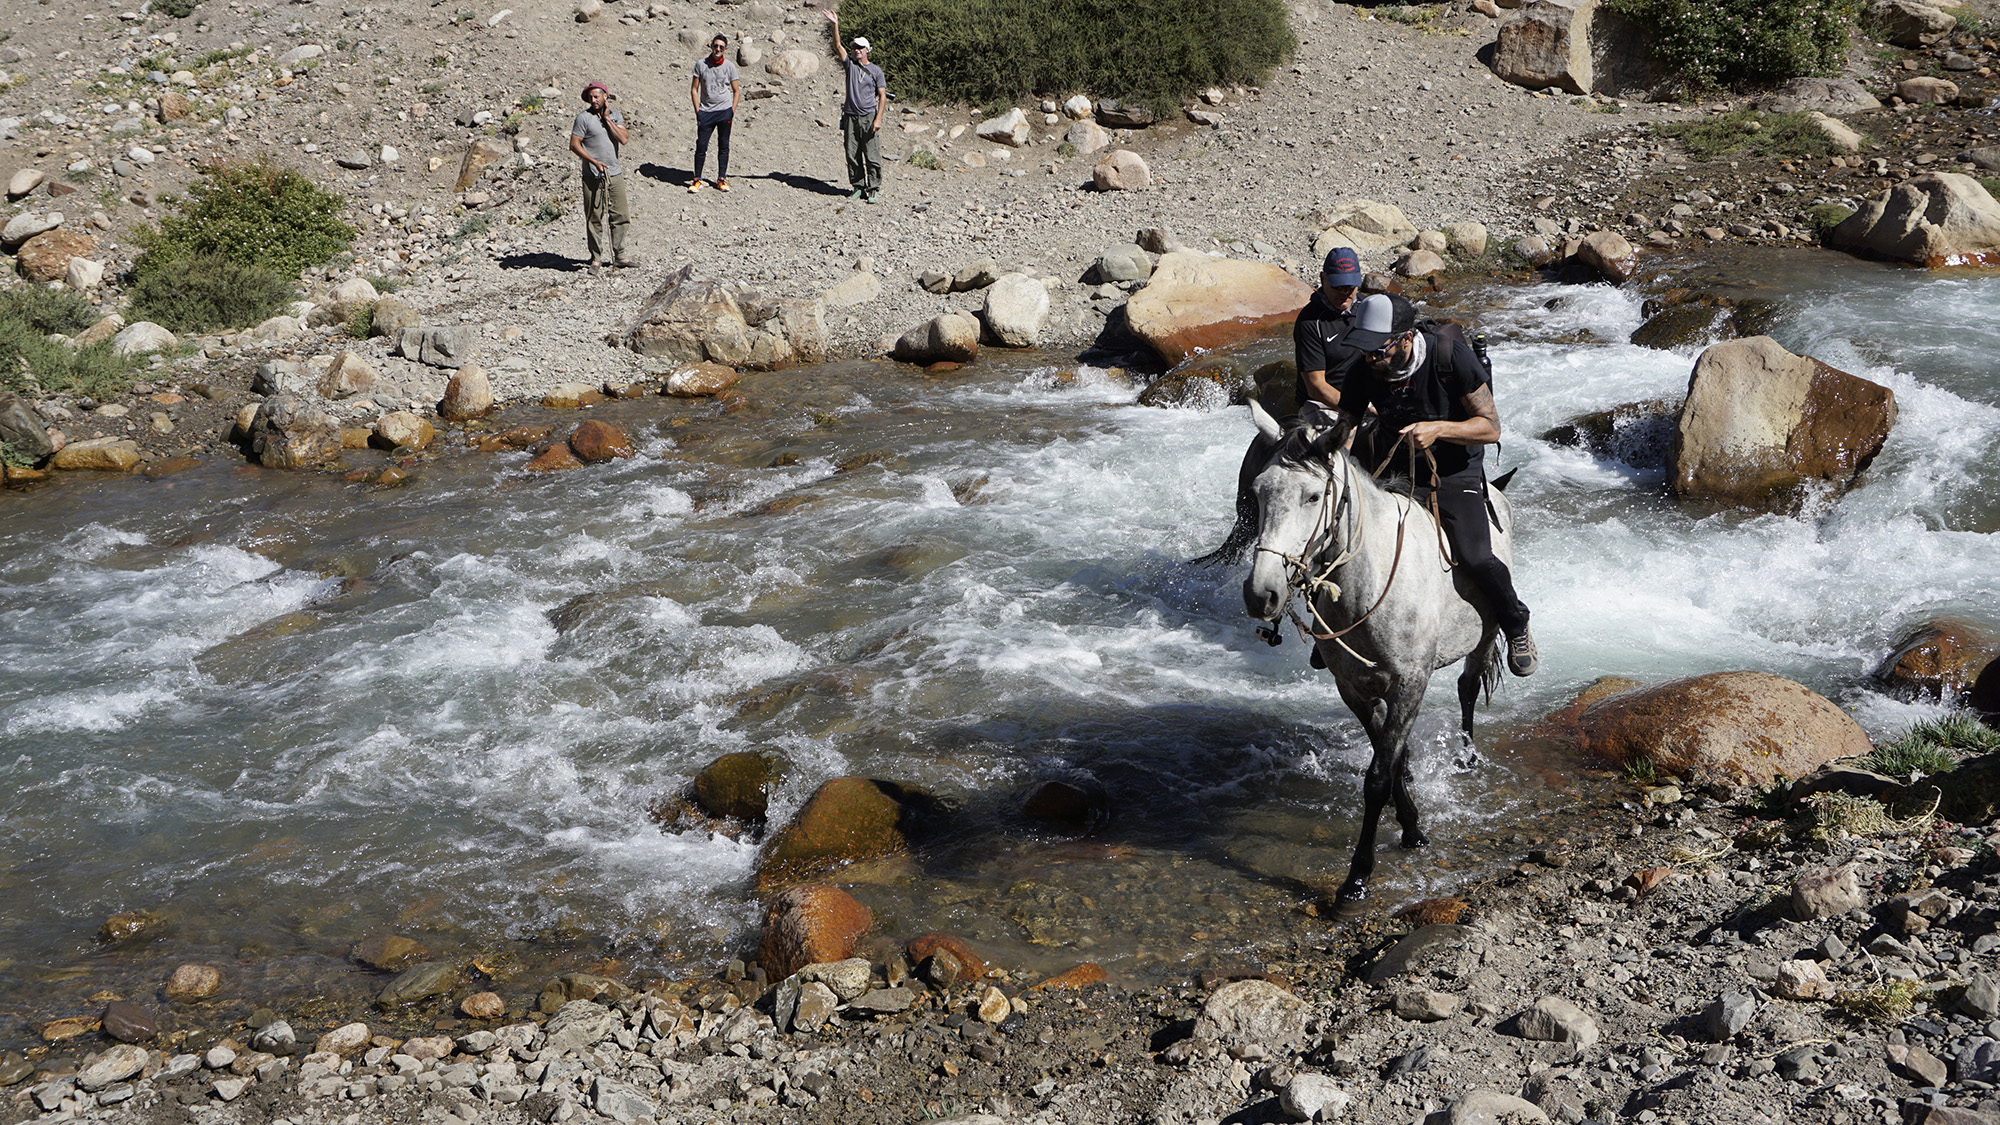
[1754,77,1882,116]
[52,437,141,472]
[1866,0,1955,46]
[756,776,938,890]
[1064,120,1111,155]
[0,393,54,462]
[1313,200,1417,256]
[111,322,177,356]
[1830,173,2000,268]
[765,49,822,79]
[1492,0,1596,94]
[982,273,1048,347]
[1575,230,1638,284]
[454,137,511,193]
[1124,251,1313,366]
[1670,336,1896,512]
[890,311,980,365]
[662,361,741,397]
[17,228,97,283]
[1136,352,1259,411]
[1092,149,1151,191]
[691,750,788,822]
[1537,671,1872,784]
[248,394,341,470]
[1875,618,1998,703]
[758,884,872,981]
[438,364,495,420]
[1094,100,1154,128]
[1896,76,1959,105]
[976,108,1031,147]
[623,266,825,369]
[0,210,62,248]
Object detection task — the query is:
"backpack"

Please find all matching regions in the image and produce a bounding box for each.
[1415,319,1493,382]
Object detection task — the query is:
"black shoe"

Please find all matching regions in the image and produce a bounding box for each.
[1506,628,1538,677]
[614,254,639,268]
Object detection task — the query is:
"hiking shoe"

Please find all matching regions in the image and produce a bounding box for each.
[716,178,731,192]
[1506,628,1538,677]
[586,259,604,275]
[847,187,864,200]
[614,254,638,268]
[688,180,704,193]
[864,190,879,204]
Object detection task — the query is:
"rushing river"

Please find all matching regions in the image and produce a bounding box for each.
[3,252,1997,1046]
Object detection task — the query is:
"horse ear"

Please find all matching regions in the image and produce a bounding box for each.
[1307,424,1341,461]
[1248,399,1285,444]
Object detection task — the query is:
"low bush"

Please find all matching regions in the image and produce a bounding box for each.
[1607,0,1859,91]
[835,0,1292,115]
[0,288,141,400]
[127,254,298,335]
[155,0,199,16]
[1654,109,1838,160]
[1804,202,1855,237]
[126,158,353,333]
[134,157,354,279]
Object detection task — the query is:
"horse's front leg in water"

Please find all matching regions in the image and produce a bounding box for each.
[1393,748,1428,850]
[1337,744,1395,909]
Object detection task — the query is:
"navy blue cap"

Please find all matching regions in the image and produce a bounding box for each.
[1321,246,1363,286]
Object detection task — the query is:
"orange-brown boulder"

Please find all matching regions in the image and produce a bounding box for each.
[17,228,98,283]
[1670,337,1896,513]
[525,444,583,472]
[758,884,873,981]
[568,420,634,463]
[476,425,551,453]
[1539,670,1871,784]
[755,776,934,890]
[1026,962,1107,993]
[1124,251,1312,367]
[691,749,787,822]
[1875,617,1998,703]
[906,932,989,981]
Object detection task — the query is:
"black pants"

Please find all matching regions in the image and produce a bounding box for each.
[694,112,732,179]
[1429,470,1530,634]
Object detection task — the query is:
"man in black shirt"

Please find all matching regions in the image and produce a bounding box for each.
[1340,293,1537,676]
[1193,248,1366,566]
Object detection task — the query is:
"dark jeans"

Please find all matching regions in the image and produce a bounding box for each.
[1430,470,1530,634]
[694,109,732,179]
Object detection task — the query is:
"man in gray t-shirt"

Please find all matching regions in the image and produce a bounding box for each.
[568,81,633,269]
[823,9,885,203]
[690,34,740,193]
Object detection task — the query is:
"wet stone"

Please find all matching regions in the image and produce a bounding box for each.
[250,1021,295,1053]
[0,1052,33,1086]
[377,961,461,1007]
[102,1000,155,1043]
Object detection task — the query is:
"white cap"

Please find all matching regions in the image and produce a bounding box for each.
[851,35,870,49]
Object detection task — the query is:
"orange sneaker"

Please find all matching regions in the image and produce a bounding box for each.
[716,178,731,192]
[687,180,704,193]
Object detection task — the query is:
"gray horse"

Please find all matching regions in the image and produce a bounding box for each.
[1239,400,1515,909]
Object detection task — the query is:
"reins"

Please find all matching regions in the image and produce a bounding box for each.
[1254,429,1455,668]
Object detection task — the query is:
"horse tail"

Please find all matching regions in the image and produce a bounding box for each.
[1479,629,1504,704]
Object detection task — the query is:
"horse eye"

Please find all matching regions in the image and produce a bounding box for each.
[1305,492,1322,504]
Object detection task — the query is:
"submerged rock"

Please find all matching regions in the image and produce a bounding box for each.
[691,749,788,822]
[1875,617,1998,702]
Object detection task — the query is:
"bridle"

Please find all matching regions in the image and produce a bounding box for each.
[1252,439,1411,669]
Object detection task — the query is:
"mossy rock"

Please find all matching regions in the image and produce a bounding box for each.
[1136,354,1251,410]
[1630,303,1735,350]
[756,776,942,891]
[692,749,790,822]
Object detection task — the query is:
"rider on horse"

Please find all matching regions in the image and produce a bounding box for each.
[1337,293,1537,677]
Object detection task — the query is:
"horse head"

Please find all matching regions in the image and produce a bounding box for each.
[1243,399,1351,623]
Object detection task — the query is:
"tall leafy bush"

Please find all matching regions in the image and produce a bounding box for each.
[1607,0,1861,91]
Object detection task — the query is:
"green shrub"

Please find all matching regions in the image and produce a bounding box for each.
[1805,202,1855,237]
[1980,176,2000,201]
[835,0,1293,115]
[1655,109,1838,159]
[155,0,199,16]
[909,148,939,170]
[532,200,564,225]
[127,253,298,334]
[0,291,142,400]
[1861,714,2000,777]
[133,157,354,279]
[1607,0,1859,91]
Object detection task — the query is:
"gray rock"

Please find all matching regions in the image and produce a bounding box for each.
[1192,979,1311,1051]
[1279,1073,1351,1120]
[0,1052,34,1086]
[848,987,917,1014]
[1962,974,2000,1020]
[792,981,838,1033]
[981,273,1048,347]
[212,1077,252,1102]
[76,1044,149,1092]
[1957,1036,2000,1083]
[1,210,63,248]
[334,150,373,170]
[1094,99,1153,128]
[1904,1044,1949,1087]
[951,259,1002,292]
[1093,244,1153,283]
[421,325,476,368]
[102,1001,155,1043]
[0,393,54,461]
[1513,235,1555,267]
[797,958,872,1002]
[1792,863,1864,920]
[1705,991,1756,1041]
[1393,989,1462,1021]
[1450,1090,1550,1124]
[1516,996,1600,1048]
[593,1076,657,1124]
[1754,77,1881,115]
[249,394,340,470]
[1367,925,1470,984]
[377,961,461,1007]
[544,1001,620,1055]
[1866,0,1956,46]
[1965,147,2000,173]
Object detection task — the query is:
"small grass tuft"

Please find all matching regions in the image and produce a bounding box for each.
[1863,714,2000,777]
[1833,979,1924,1022]
[1621,755,1660,784]
[909,148,939,170]
[1804,202,1854,238]
[0,289,143,400]
[530,200,565,226]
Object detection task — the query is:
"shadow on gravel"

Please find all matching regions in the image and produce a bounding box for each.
[751,171,851,196]
[635,161,693,187]
[497,252,589,273]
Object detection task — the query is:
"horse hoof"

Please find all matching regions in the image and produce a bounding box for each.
[1331,888,1370,922]
[1403,831,1431,850]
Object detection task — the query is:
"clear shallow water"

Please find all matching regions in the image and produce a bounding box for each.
[1,259,1995,1043]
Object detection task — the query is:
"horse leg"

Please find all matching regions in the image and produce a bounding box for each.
[1456,625,1499,738]
[1337,687,1424,904]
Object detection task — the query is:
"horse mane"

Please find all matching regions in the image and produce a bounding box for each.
[1273,417,1417,499]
